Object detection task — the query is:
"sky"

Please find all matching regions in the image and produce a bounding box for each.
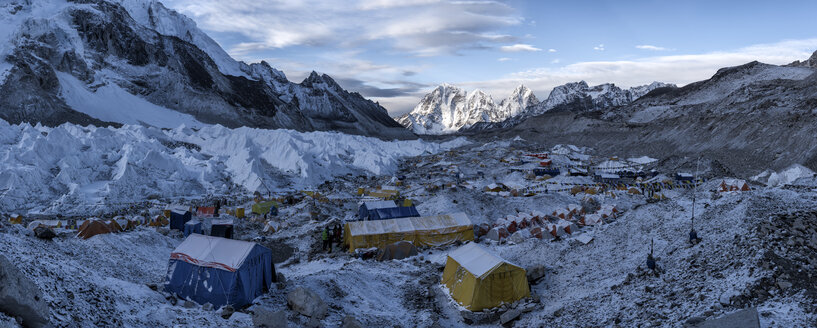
[162,0,817,115]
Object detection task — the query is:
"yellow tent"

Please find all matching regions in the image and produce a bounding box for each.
[441,242,530,311]
[252,200,278,215]
[344,213,474,253]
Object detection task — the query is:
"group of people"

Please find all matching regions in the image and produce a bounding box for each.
[321,224,343,253]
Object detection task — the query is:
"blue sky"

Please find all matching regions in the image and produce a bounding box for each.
[163,0,817,115]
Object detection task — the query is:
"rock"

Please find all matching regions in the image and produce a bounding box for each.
[500,309,521,325]
[776,280,792,291]
[341,315,363,328]
[146,283,159,291]
[168,295,178,306]
[252,307,287,328]
[183,300,196,308]
[685,316,706,325]
[276,272,287,284]
[287,287,328,319]
[581,197,601,214]
[33,226,56,240]
[305,318,321,328]
[221,305,235,319]
[202,303,213,311]
[692,307,760,328]
[645,285,655,292]
[0,255,51,328]
[526,265,545,284]
[719,291,737,305]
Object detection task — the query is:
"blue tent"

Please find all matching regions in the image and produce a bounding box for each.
[168,205,192,231]
[357,200,397,220]
[183,220,202,237]
[210,219,234,239]
[165,234,274,308]
[369,206,420,221]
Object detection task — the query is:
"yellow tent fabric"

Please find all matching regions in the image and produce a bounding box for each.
[441,242,529,311]
[235,207,245,218]
[252,200,278,215]
[344,213,474,253]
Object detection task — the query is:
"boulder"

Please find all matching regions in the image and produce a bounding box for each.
[581,197,601,214]
[341,315,363,328]
[509,229,531,244]
[500,309,521,325]
[526,265,545,284]
[287,287,328,319]
[220,305,235,319]
[33,227,56,240]
[693,308,760,328]
[0,255,51,328]
[252,307,287,328]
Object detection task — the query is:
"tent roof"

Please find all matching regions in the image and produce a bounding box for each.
[448,242,517,278]
[167,205,190,214]
[212,219,234,226]
[170,234,257,272]
[361,200,397,210]
[347,212,471,237]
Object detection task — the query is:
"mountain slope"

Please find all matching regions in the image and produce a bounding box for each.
[0,0,412,139]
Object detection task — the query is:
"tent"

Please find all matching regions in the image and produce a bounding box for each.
[368,206,420,221]
[149,215,169,227]
[357,200,396,220]
[376,241,419,261]
[211,219,234,239]
[344,212,474,253]
[251,200,278,216]
[441,242,530,311]
[106,220,124,232]
[184,219,203,237]
[168,205,192,231]
[197,207,215,218]
[77,220,113,239]
[720,179,751,192]
[164,234,274,308]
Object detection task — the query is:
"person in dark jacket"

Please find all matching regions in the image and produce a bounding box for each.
[334,224,342,246]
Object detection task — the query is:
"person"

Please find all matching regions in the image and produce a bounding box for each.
[214,199,221,217]
[689,228,701,245]
[321,227,329,251]
[334,224,342,246]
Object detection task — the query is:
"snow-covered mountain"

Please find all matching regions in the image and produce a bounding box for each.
[400,80,673,134]
[0,0,412,138]
[396,84,539,134]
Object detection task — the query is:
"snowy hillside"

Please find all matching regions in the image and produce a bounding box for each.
[0,0,412,138]
[0,119,465,215]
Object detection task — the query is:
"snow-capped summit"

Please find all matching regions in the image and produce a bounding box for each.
[532,81,676,115]
[0,0,411,138]
[398,84,539,134]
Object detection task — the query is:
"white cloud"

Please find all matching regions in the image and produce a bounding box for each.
[593,44,605,51]
[636,45,670,51]
[498,57,513,62]
[500,44,542,52]
[550,59,560,64]
[164,0,523,56]
[548,48,557,53]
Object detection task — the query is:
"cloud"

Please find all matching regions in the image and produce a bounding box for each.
[550,59,560,64]
[636,45,670,51]
[498,57,513,62]
[593,44,605,51]
[500,44,542,52]
[451,38,817,106]
[548,49,557,53]
[334,77,429,98]
[164,0,523,56]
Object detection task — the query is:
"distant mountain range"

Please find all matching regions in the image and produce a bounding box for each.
[396,80,674,134]
[0,0,412,139]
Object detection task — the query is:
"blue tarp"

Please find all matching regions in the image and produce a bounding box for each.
[534,168,560,176]
[183,220,202,237]
[368,206,420,221]
[169,210,192,231]
[164,235,274,309]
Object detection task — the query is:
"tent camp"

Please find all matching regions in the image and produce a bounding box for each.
[211,219,234,239]
[77,220,113,240]
[720,179,751,192]
[251,200,278,216]
[441,242,530,311]
[164,234,274,308]
[376,241,419,261]
[168,205,192,231]
[344,212,474,253]
[184,220,203,237]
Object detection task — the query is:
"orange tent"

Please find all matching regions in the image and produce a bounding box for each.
[77,220,113,240]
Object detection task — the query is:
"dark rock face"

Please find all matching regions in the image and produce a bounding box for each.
[0,0,413,139]
[0,254,51,328]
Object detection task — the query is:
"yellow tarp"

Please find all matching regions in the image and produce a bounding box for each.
[344,213,474,253]
[236,207,245,218]
[252,200,278,215]
[441,243,530,311]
